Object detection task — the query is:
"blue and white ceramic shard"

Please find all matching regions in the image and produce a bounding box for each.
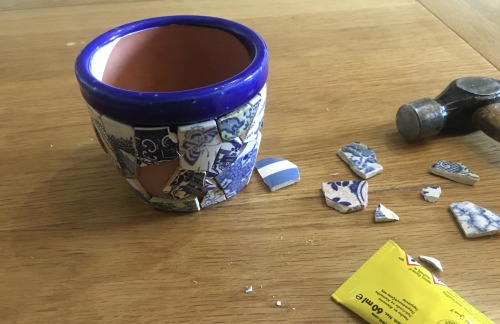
[75,16,268,212]
[217,101,259,141]
[163,169,206,199]
[421,185,441,203]
[429,160,479,185]
[255,157,300,191]
[201,188,227,208]
[149,195,200,212]
[216,133,261,198]
[337,142,383,179]
[374,203,399,222]
[322,180,368,213]
[449,201,500,238]
[135,126,179,166]
[206,138,243,178]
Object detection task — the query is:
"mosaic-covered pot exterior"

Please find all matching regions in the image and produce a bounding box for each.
[75,16,268,211]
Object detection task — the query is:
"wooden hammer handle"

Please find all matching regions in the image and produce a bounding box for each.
[472,103,500,142]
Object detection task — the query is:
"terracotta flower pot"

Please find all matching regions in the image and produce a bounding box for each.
[75,16,268,211]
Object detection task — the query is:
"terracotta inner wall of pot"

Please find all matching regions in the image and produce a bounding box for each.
[101,25,252,92]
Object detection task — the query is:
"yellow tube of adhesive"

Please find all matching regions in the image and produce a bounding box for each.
[332,240,494,324]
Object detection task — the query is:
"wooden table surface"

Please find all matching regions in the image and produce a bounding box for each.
[1,1,499,323]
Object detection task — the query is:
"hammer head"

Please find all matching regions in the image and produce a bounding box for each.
[396,77,500,141]
[396,98,445,140]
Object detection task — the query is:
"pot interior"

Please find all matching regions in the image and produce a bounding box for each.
[90,25,252,92]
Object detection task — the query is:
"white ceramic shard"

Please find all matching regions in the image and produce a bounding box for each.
[337,142,383,179]
[450,201,500,238]
[245,285,253,293]
[374,203,399,222]
[429,160,479,185]
[419,255,443,272]
[276,301,282,307]
[421,186,441,203]
[255,157,300,191]
[322,180,368,213]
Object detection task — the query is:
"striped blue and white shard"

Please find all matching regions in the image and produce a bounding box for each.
[255,157,300,191]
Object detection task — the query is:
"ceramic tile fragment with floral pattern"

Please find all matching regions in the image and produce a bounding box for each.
[337,142,383,179]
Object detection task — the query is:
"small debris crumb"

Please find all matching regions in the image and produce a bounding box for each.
[192,280,198,284]
[66,42,75,46]
[292,307,296,310]
[276,300,282,307]
[245,285,253,293]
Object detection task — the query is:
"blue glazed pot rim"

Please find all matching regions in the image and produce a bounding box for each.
[75,15,268,126]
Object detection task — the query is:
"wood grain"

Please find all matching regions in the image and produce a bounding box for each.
[1,0,499,323]
[419,0,500,70]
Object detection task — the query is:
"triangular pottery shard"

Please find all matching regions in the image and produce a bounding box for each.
[374,203,399,222]
[450,201,500,238]
[429,160,479,185]
[322,180,368,213]
[337,142,383,179]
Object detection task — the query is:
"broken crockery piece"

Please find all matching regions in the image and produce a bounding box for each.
[255,157,300,191]
[337,142,383,179]
[421,185,441,202]
[374,203,399,222]
[449,201,500,238]
[429,160,479,185]
[322,180,368,213]
[419,255,444,272]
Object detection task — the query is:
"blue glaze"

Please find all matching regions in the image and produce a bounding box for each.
[165,169,206,199]
[216,136,260,198]
[337,142,382,179]
[75,16,268,126]
[255,157,299,191]
[206,138,243,178]
[450,201,500,238]
[135,127,179,166]
[322,180,368,211]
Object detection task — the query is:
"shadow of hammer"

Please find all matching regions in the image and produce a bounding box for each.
[396,76,500,142]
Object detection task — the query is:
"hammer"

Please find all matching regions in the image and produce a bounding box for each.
[396,76,500,142]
